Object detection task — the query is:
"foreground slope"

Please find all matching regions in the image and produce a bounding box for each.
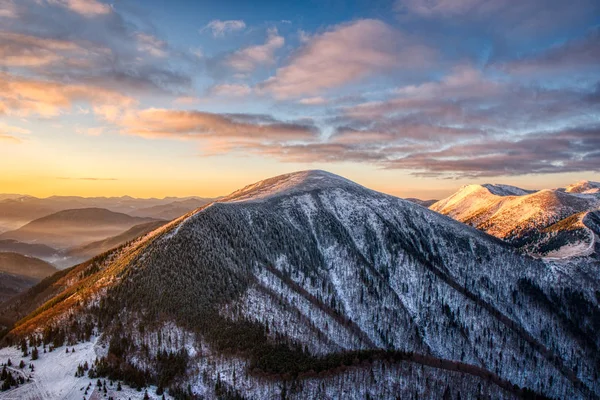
[1,171,599,399]
[431,183,600,257]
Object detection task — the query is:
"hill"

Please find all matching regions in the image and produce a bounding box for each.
[0,252,58,303]
[0,208,160,249]
[0,171,597,399]
[430,183,600,257]
[63,220,167,266]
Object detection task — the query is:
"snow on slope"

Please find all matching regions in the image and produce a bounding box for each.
[0,337,169,400]
[221,170,364,203]
[481,183,535,196]
[430,182,600,257]
[3,171,600,399]
[564,180,600,194]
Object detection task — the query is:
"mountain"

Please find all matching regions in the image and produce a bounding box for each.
[63,220,167,266]
[564,180,600,194]
[0,208,160,249]
[131,198,215,220]
[430,183,600,257]
[0,252,58,303]
[0,171,598,399]
[0,195,217,234]
[0,239,59,261]
[404,198,438,207]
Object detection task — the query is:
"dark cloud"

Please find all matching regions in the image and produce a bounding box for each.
[383,127,600,177]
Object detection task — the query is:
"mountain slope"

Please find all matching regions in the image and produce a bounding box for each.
[564,180,600,194]
[0,239,59,261]
[0,208,160,249]
[430,183,600,257]
[0,252,58,303]
[1,171,599,399]
[404,198,438,207]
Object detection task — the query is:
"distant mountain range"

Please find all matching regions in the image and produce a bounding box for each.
[64,220,167,266]
[0,208,160,249]
[0,171,597,399]
[0,194,216,233]
[430,180,600,258]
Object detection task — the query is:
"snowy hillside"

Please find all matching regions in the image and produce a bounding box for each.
[431,182,600,258]
[1,171,599,399]
[564,180,600,194]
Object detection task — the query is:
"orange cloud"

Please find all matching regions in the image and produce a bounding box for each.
[117,108,318,144]
[0,72,135,117]
[0,31,95,67]
[0,134,20,143]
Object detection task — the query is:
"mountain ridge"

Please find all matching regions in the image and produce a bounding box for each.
[0,171,598,399]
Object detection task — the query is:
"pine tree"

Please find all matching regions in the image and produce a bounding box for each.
[20,338,27,357]
[31,347,39,360]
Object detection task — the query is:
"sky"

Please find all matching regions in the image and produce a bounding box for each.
[0,0,599,200]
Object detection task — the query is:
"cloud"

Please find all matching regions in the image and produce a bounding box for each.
[0,71,135,117]
[395,0,600,37]
[0,122,29,144]
[502,28,600,76]
[115,108,318,146]
[0,31,101,67]
[0,0,17,18]
[135,33,167,58]
[383,126,600,177]
[0,134,21,143]
[260,19,436,99]
[47,0,111,17]
[0,122,30,135]
[298,97,328,105]
[346,65,503,119]
[209,84,252,97]
[225,28,284,72]
[202,19,246,37]
[56,176,118,180]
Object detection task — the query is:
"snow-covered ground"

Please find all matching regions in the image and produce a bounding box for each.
[0,338,169,400]
[543,233,596,260]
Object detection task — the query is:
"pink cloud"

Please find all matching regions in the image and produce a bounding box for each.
[47,0,111,17]
[225,28,284,72]
[209,84,252,97]
[0,71,135,117]
[201,19,246,37]
[260,19,436,99]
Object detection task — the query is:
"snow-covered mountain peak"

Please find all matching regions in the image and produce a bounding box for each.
[220,170,366,202]
[481,183,533,197]
[564,180,600,194]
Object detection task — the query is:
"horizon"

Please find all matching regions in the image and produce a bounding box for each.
[1,170,598,201]
[1,0,599,200]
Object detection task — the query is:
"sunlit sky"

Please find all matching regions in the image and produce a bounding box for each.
[0,0,599,200]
